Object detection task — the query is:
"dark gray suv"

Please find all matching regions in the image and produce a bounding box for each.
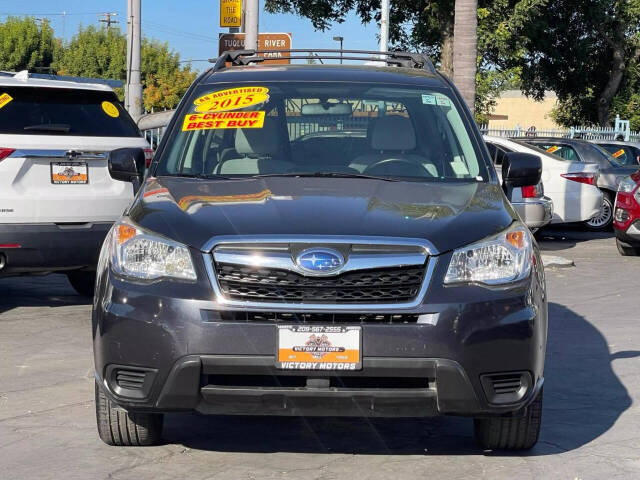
[93,50,548,450]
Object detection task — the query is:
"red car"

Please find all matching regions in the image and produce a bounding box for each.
[614,171,640,255]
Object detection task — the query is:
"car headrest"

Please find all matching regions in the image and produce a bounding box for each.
[371,115,416,151]
[235,117,280,156]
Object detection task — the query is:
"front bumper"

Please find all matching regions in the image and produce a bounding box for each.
[0,222,112,275]
[93,250,548,418]
[615,220,640,246]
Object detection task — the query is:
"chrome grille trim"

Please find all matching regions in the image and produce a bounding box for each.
[203,235,436,311]
[213,249,427,277]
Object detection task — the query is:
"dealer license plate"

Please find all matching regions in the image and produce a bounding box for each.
[50,162,88,184]
[276,325,362,371]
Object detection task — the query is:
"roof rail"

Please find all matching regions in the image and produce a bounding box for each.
[0,70,123,88]
[209,49,437,74]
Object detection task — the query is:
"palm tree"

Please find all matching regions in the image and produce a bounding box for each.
[452,0,478,114]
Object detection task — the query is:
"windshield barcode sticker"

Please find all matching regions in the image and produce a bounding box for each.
[422,94,436,105]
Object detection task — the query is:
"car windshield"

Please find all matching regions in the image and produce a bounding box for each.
[156,81,488,182]
[0,87,140,137]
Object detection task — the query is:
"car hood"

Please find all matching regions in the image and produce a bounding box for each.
[129,176,515,254]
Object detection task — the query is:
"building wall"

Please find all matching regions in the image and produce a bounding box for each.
[488,90,560,130]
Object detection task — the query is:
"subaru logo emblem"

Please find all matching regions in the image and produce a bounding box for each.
[296,248,345,275]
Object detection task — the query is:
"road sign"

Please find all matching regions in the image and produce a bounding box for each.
[218,33,292,65]
[220,0,242,28]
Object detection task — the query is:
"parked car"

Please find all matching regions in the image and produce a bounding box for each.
[614,172,640,255]
[592,139,640,167]
[0,72,151,295]
[485,138,553,229]
[93,50,548,450]
[522,137,639,230]
[485,136,602,226]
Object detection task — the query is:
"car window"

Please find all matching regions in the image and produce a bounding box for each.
[589,143,623,167]
[485,142,509,166]
[157,82,488,182]
[0,87,140,137]
[599,144,638,166]
[537,143,579,161]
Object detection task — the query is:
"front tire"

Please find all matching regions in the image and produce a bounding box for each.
[584,191,613,231]
[616,238,640,256]
[95,380,163,446]
[474,389,543,450]
[66,271,96,297]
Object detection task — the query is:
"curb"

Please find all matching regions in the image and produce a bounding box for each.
[541,255,575,268]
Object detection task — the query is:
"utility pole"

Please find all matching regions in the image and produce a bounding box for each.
[125,0,143,119]
[380,0,389,52]
[244,0,259,51]
[98,12,119,29]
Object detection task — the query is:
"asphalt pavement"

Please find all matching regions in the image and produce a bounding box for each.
[1,227,639,479]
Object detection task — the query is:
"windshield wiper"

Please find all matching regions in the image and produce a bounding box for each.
[23,123,71,133]
[250,172,400,182]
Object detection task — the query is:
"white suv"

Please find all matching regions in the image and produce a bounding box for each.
[0,72,150,295]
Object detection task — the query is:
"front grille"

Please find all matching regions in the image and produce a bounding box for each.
[217,311,420,324]
[215,264,425,303]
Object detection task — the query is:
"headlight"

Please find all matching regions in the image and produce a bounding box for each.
[618,176,637,193]
[444,224,533,285]
[111,220,197,281]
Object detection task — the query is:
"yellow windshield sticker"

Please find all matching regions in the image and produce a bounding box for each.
[182,111,265,131]
[194,87,269,112]
[612,148,625,158]
[546,145,560,154]
[101,101,120,118]
[0,93,13,110]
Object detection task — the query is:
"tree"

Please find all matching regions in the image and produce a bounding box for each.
[53,26,197,111]
[453,0,478,111]
[53,25,126,80]
[517,0,640,126]
[0,17,57,72]
[264,0,544,120]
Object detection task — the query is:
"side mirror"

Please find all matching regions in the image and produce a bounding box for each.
[108,148,145,193]
[502,152,542,199]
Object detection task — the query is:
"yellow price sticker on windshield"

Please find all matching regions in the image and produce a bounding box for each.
[194,87,269,113]
[0,93,13,110]
[612,148,625,158]
[101,101,120,118]
[546,145,560,154]
[182,111,265,131]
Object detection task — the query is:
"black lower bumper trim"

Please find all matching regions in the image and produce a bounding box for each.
[0,222,112,274]
[199,385,438,416]
[104,355,542,417]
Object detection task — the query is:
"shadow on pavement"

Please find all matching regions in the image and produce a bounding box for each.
[162,301,635,456]
[0,274,91,314]
[537,224,614,252]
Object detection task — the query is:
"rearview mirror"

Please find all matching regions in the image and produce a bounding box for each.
[301,102,352,116]
[108,148,145,193]
[502,152,542,199]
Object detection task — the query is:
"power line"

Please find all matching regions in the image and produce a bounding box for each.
[98,12,119,28]
[142,20,219,43]
[0,11,114,16]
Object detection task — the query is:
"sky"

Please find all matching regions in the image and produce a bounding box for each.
[0,0,381,70]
